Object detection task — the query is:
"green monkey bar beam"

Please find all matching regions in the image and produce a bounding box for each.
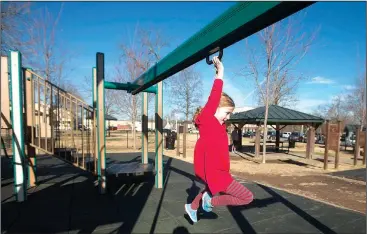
[104,81,157,94]
[131,1,315,95]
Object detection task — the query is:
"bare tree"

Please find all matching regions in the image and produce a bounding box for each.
[314,72,365,126]
[114,28,168,149]
[1,2,31,56]
[326,94,352,123]
[312,94,354,127]
[244,14,319,107]
[345,74,366,126]
[240,13,318,163]
[168,66,203,121]
[312,104,328,119]
[81,73,118,117]
[24,3,77,95]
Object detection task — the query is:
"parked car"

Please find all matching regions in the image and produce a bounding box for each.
[315,134,325,144]
[350,134,356,146]
[289,132,304,142]
[268,131,276,140]
[260,131,276,140]
[340,132,359,147]
[281,132,291,138]
[340,133,346,142]
[243,131,254,137]
[163,128,171,134]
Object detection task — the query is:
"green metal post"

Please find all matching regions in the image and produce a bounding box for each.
[155,81,163,188]
[9,50,27,202]
[142,92,148,164]
[96,53,106,193]
[92,67,98,175]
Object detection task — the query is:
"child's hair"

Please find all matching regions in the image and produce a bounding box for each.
[220,92,235,108]
[193,92,235,125]
[193,107,203,126]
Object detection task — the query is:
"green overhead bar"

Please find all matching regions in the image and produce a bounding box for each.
[104,81,157,94]
[131,1,315,95]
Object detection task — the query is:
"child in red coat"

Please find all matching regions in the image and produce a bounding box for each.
[185,56,253,223]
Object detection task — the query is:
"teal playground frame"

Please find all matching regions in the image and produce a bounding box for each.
[7,1,314,201]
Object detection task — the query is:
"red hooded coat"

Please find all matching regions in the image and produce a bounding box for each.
[194,78,233,195]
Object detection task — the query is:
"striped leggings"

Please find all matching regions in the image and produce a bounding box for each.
[190,180,253,210]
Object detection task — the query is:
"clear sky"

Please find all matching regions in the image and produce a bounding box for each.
[29,1,366,118]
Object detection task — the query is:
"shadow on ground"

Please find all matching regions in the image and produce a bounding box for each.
[2,152,366,234]
[329,168,366,182]
[2,153,173,233]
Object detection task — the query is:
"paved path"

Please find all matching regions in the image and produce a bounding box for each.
[2,153,366,233]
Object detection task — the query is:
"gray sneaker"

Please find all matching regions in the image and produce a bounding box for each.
[202,192,213,212]
[185,204,198,223]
